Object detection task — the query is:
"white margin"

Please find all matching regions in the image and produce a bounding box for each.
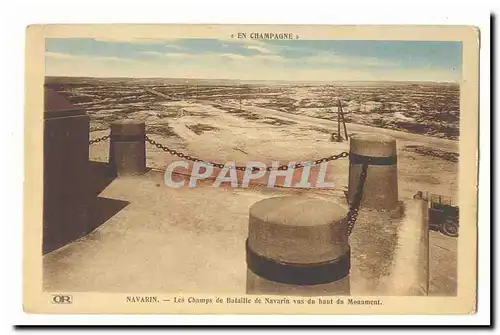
[0,0,493,328]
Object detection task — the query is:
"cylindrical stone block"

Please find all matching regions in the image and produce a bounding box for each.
[246,196,350,296]
[348,134,398,210]
[109,120,146,176]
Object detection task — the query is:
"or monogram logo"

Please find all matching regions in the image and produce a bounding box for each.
[51,294,73,304]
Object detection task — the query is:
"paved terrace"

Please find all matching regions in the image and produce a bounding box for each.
[43,129,457,296]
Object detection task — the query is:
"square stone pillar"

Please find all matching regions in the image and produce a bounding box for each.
[43,88,90,254]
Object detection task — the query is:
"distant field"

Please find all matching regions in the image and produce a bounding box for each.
[45,76,460,140]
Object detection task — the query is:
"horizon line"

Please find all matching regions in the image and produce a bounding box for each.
[45,75,460,84]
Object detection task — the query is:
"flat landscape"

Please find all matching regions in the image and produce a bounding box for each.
[46,76,460,140]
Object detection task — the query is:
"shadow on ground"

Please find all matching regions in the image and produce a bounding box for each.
[88,160,131,231]
[43,161,130,255]
[88,197,129,232]
[89,160,116,195]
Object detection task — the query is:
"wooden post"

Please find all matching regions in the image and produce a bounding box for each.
[337,101,342,142]
[246,196,350,296]
[339,100,349,140]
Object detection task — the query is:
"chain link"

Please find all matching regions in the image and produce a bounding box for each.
[345,161,368,236]
[89,134,110,145]
[90,127,109,132]
[145,135,348,171]
[89,126,110,145]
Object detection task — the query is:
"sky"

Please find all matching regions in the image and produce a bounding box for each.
[45,38,462,82]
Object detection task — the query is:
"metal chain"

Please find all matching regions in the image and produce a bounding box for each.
[145,135,348,171]
[89,125,110,145]
[93,129,359,233]
[90,127,109,132]
[89,134,110,145]
[345,161,368,236]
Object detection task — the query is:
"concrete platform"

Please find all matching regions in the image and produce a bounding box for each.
[43,165,457,296]
[44,120,458,295]
[429,231,457,296]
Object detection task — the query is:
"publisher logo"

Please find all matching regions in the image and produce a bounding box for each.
[52,294,73,304]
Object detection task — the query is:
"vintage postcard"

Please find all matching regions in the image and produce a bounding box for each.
[23,24,479,314]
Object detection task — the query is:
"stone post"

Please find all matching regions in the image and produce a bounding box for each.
[348,134,398,210]
[109,120,146,176]
[246,195,350,296]
[43,88,90,254]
